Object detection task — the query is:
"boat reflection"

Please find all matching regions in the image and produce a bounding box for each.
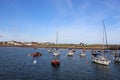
[114,61,120,66]
[92,62,110,71]
[80,55,86,58]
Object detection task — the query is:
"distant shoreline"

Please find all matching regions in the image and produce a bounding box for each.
[0,44,119,50]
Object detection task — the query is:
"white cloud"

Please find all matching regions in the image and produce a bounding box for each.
[0,35,4,38]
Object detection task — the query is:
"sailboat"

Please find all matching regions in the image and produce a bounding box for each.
[80,48,86,57]
[92,21,111,66]
[53,27,60,57]
[67,48,74,56]
[51,27,60,67]
[67,44,75,56]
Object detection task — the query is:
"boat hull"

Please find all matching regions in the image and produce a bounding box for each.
[92,57,111,66]
[67,52,74,56]
[51,59,60,66]
[53,51,60,57]
[80,53,86,57]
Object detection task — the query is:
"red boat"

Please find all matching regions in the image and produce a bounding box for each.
[51,59,60,66]
[28,52,42,57]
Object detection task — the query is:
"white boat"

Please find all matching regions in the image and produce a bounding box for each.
[80,49,86,57]
[48,48,55,53]
[53,50,60,57]
[80,51,86,57]
[67,50,74,56]
[92,53,111,65]
[92,21,111,66]
[52,27,60,57]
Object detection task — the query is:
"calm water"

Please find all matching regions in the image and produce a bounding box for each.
[0,47,120,80]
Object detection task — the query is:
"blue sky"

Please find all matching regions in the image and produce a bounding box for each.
[0,0,120,44]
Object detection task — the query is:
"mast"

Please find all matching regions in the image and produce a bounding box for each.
[103,20,108,55]
[56,27,58,49]
[103,20,108,49]
[103,20,105,54]
[56,27,58,44]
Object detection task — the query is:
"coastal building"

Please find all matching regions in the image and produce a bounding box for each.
[7,41,22,46]
[24,42,32,46]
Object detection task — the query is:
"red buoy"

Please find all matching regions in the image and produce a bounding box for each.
[51,59,60,66]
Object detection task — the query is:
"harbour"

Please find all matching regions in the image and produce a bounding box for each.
[0,0,120,80]
[0,47,120,80]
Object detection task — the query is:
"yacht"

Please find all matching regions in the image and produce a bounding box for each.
[91,21,111,65]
